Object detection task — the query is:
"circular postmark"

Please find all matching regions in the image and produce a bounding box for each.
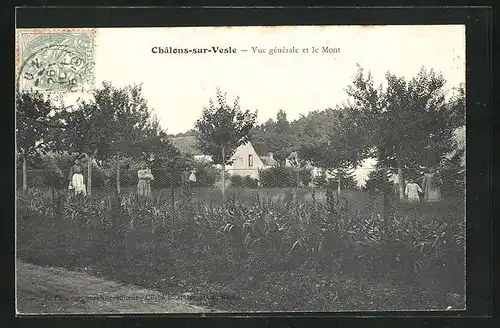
[17,32,95,93]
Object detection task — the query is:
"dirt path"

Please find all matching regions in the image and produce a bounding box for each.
[16,261,212,314]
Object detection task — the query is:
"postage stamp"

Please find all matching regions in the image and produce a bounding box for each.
[16,29,96,93]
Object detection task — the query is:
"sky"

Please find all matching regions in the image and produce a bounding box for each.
[21,25,465,186]
[81,25,465,135]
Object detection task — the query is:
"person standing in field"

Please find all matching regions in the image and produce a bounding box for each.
[189,169,197,191]
[68,156,86,196]
[137,163,154,197]
[422,167,442,202]
[405,178,423,203]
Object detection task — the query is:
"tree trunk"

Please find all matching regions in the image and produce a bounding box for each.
[87,158,92,196]
[382,191,389,219]
[116,164,121,195]
[170,169,175,211]
[22,155,27,191]
[170,168,175,244]
[337,171,341,196]
[311,173,316,202]
[221,146,226,204]
[397,166,405,202]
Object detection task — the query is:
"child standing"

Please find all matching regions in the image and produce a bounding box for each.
[405,178,423,203]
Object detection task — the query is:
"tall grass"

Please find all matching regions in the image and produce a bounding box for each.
[16,187,465,311]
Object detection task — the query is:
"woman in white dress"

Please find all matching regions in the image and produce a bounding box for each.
[68,157,86,196]
[405,178,423,203]
[137,163,154,197]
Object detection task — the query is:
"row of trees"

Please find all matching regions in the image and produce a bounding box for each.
[16,83,258,203]
[16,82,185,195]
[17,65,465,202]
[250,65,465,199]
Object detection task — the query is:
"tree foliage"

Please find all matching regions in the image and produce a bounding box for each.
[342,65,461,199]
[131,131,181,169]
[16,91,59,190]
[275,109,290,134]
[251,110,295,165]
[346,65,456,170]
[327,169,358,190]
[195,88,257,166]
[364,167,393,193]
[54,82,157,161]
[170,128,199,138]
[298,107,368,186]
[16,91,56,161]
[195,88,257,201]
[49,82,160,194]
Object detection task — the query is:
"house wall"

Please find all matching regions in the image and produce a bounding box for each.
[311,167,323,178]
[285,158,299,168]
[226,142,265,179]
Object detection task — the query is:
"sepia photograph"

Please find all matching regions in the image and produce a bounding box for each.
[15,23,466,314]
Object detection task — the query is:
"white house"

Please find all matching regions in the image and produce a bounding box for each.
[171,136,277,179]
[225,142,277,179]
[285,151,384,187]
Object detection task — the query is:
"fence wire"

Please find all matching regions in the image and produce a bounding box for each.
[16,163,461,192]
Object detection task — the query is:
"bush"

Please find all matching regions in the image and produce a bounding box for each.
[244,175,259,188]
[313,172,328,188]
[149,168,180,188]
[91,167,111,188]
[259,166,296,188]
[364,168,394,194]
[299,169,312,187]
[229,175,244,188]
[440,149,465,198]
[194,163,219,187]
[17,152,117,190]
[230,175,259,188]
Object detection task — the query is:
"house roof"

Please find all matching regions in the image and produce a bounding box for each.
[286,151,298,160]
[260,156,278,167]
[303,162,316,170]
[171,136,203,155]
[172,136,279,166]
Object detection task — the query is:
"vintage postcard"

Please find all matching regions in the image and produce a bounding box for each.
[15,24,466,314]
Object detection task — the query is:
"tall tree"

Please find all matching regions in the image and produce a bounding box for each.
[170,128,199,138]
[16,91,55,190]
[299,107,368,195]
[195,88,257,202]
[450,83,465,127]
[439,83,465,198]
[327,168,358,190]
[364,167,393,193]
[345,65,457,201]
[55,82,157,195]
[251,110,296,165]
[132,131,180,167]
[275,109,290,134]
